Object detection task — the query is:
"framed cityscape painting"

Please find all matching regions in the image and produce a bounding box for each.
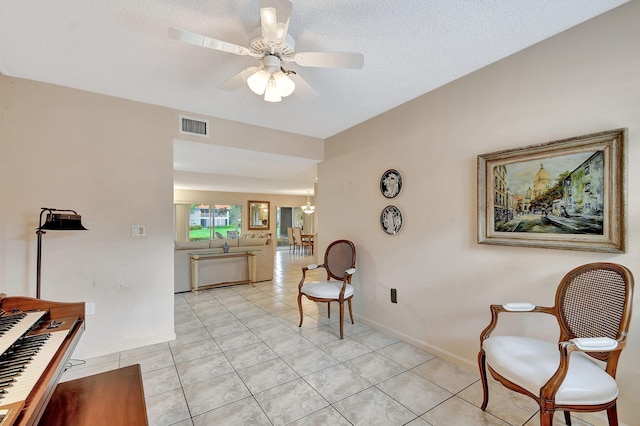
[477,128,627,253]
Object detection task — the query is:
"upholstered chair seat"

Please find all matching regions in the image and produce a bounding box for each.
[483,336,618,406]
[301,280,354,299]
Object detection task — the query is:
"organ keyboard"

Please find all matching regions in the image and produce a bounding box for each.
[0,295,85,425]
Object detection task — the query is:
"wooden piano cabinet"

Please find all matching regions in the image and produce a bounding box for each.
[0,296,85,425]
[38,364,148,426]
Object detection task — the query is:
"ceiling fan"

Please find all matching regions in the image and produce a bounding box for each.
[169,0,364,102]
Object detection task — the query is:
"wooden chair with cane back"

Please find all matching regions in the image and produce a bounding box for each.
[478,262,634,425]
[297,240,356,339]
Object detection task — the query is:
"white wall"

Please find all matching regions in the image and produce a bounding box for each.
[0,75,7,288]
[0,77,177,357]
[321,3,640,425]
[0,75,323,359]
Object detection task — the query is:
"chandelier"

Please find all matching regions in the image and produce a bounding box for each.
[301,192,315,215]
[247,55,295,102]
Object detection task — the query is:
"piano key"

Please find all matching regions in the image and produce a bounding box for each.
[0,331,68,405]
[0,311,47,355]
[0,370,22,380]
[0,365,26,375]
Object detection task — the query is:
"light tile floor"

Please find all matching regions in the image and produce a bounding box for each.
[61,250,594,426]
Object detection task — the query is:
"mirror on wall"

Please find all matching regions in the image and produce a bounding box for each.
[248,201,270,230]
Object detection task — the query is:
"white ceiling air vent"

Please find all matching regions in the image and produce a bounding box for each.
[179,115,209,138]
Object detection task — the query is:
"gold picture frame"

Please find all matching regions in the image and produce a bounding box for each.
[477,128,627,253]
[248,200,270,230]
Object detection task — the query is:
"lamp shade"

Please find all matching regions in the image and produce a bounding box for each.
[247,69,270,95]
[246,55,296,102]
[274,71,295,97]
[264,76,282,102]
[40,213,87,231]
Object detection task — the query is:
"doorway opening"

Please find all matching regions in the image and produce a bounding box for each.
[276,206,310,249]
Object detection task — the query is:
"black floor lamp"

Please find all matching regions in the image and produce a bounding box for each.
[36,207,87,299]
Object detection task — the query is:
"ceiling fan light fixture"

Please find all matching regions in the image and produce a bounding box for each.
[170,0,365,102]
[274,71,295,97]
[264,76,282,102]
[247,69,270,95]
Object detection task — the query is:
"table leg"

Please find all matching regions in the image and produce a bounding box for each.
[190,255,200,293]
[248,252,257,284]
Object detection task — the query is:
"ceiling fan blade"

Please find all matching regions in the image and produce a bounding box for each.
[218,66,260,91]
[260,0,292,45]
[292,52,364,69]
[168,27,252,56]
[288,73,318,99]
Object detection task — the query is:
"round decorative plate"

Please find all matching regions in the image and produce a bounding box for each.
[380,169,402,199]
[380,205,403,235]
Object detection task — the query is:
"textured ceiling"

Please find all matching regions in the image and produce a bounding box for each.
[0,0,628,194]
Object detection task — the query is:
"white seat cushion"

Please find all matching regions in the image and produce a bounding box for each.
[483,336,618,405]
[301,281,353,299]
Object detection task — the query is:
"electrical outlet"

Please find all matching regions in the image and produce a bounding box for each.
[391,288,397,304]
[86,302,95,315]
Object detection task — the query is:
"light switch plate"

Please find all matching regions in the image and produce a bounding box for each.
[131,225,145,237]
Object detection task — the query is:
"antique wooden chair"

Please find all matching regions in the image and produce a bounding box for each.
[297,239,356,339]
[478,262,634,426]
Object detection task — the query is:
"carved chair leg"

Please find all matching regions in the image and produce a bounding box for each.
[478,351,490,410]
[606,403,618,426]
[347,298,354,324]
[540,410,553,426]
[339,302,345,339]
[297,293,304,327]
[563,410,571,425]
[327,301,331,318]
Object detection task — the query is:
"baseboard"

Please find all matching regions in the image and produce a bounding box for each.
[353,312,476,371]
[73,331,176,360]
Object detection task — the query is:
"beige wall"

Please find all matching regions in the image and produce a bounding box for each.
[1,76,7,284]
[322,3,639,425]
[0,77,177,357]
[0,76,320,359]
[188,116,323,160]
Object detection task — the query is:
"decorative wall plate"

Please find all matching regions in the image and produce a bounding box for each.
[380,205,403,235]
[380,169,402,199]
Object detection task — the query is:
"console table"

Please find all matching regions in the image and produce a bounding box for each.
[189,249,258,293]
